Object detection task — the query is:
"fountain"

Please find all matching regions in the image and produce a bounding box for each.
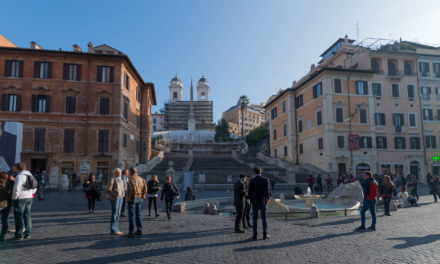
[294,187,324,208]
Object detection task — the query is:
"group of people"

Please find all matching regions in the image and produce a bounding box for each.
[307,174,335,194]
[234,167,271,241]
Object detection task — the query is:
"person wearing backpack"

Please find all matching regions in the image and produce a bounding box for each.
[161,176,180,220]
[9,163,37,241]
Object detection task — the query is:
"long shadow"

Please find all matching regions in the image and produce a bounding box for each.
[311,217,359,227]
[388,234,440,249]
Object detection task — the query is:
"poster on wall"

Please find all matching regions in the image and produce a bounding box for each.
[0,121,23,173]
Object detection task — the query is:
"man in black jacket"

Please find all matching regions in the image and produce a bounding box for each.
[234,174,247,233]
[248,167,270,240]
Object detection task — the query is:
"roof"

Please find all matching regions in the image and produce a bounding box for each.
[320,37,355,57]
[224,103,264,114]
[0,33,16,47]
[171,75,181,82]
[199,75,208,83]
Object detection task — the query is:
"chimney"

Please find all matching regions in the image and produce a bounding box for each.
[73,44,83,52]
[30,41,43,50]
[344,35,348,44]
[310,64,315,71]
[87,42,94,53]
[292,81,297,87]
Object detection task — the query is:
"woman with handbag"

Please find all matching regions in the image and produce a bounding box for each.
[83,173,101,214]
[0,172,13,241]
[105,168,125,235]
[147,174,161,217]
[161,176,180,220]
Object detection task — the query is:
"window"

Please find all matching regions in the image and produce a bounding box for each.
[436,87,440,100]
[271,107,277,120]
[360,136,372,148]
[97,66,114,82]
[298,120,303,133]
[32,95,50,112]
[419,62,430,77]
[318,138,323,150]
[408,113,416,127]
[356,81,368,95]
[65,96,76,114]
[434,63,440,78]
[376,136,387,149]
[282,101,286,113]
[64,129,75,152]
[34,62,52,79]
[63,64,81,81]
[391,84,400,98]
[123,102,128,120]
[407,85,415,99]
[317,111,322,126]
[393,113,404,132]
[1,94,21,112]
[335,108,344,123]
[423,108,433,121]
[404,61,412,75]
[359,109,367,124]
[295,95,303,109]
[394,137,406,149]
[123,133,128,148]
[283,123,287,137]
[372,83,382,97]
[374,113,386,126]
[273,128,277,140]
[4,60,23,77]
[34,128,46,152]
[426,135,437,149]
[100,98,110,115]
[136,87,141,102]
[98,130,109,152]
[337,136,345,148]
[334,79,342,93]
[306,119,313,129]
[284,146,288,157]
[422,87,431,100]
[388,61,397,76]
[437,109,440,121]
[299,144,304,154]
[371,59,380,73]
[124,72,130,89]
[313,82,323,99]
[136,141,140,154]
[410,137,420,150]
[136,115,141,129]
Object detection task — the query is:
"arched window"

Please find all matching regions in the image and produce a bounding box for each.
[201,92,206,100]
[388,60,397,76]
[173,92,178,101]
[404,61,412,75]
[371,59,379,73]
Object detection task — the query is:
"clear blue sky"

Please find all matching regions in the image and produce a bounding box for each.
[1,0,440,121]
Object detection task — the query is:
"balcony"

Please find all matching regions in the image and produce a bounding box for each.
[420,71,430,78]
[422,94,431,101]
[388,70,403,79]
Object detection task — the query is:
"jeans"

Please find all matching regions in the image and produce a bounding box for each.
[242,201,251,227]
[383,196,391,215]
[148,197,158,216]
[38,183,45,200]
[1,203,11,240]
[252,203,267,236]
[13,198,33,238]
[165,197,174,219]
[360,199,376,228]
[128,198,143,234]
[88,199,96,212]
[235,204,244,230]
[121,197,126,215]
[110,198,123,233]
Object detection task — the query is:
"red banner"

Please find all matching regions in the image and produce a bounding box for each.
[348,134,360,150]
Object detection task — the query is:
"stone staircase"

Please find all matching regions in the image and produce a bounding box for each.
[142,152,187,183]
[239,149,287,183]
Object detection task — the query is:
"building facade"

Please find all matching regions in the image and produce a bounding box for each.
[222,103,265,136]
[152,113,165,133]
[0,36,156,184]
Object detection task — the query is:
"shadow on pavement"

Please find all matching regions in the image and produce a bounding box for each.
[388,234,440,249]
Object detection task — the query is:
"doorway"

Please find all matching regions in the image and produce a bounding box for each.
[31,159,47,175]
[409,161,420,180]
[338,163,346,176]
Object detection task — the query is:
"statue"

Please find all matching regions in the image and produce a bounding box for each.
[60,172,69,191]
[166,161,175,178]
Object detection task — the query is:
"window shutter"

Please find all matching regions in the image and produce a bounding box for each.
[16,94,21,111]
[428,87,432,94]
[367,137,372,148]
[434,137,437,148]
[400,113,404,126]
[47,62,52,79]
[18,61,24,77]
[71,96,76,113]
[104,130,109,152]
[313,86,317,98]
[63,64,69,80]
[363,81,368,95]
[97,66,102,82]
[77,64,82,81]
[31,95,38,112]
[4,60,11,77]
[109,67,114,83]
[45,95,51,112]
[1,94,8,111]
[34,62,40,78]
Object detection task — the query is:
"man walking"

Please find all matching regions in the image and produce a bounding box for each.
[125,167,147,238]
[355,171,378,232]
[10,163,37,241]
[248,167,270,241]
[234,174,247,233]
[120,169,129,217]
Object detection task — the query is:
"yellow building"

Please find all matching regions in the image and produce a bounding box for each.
[222,103,265,136]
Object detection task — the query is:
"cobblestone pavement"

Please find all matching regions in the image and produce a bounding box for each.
[1,190,440,264]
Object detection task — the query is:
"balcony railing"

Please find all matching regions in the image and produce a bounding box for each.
[422,94,430,101]
[388,70,403,78]
[420,71,430,77]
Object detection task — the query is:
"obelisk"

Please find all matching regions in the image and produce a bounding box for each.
[188,78,196,131]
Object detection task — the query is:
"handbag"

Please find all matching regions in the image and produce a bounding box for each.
[0,201,8,208]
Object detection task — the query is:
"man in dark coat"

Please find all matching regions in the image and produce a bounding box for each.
[0,122,17,172]
[234,174,247,233]
[248,167,270,241]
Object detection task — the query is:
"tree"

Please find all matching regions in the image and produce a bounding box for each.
[215,118,231,142]
[246,125,269,146]
[237,95,250,137]
[237,95,250,105]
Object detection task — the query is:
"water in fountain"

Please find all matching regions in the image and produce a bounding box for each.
[306,187,312,196]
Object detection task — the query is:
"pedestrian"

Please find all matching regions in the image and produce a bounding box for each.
[317,174,323,193]
[125,167,147,238]
[307,175,314,193]
[407,175,419,201]
[430,176,440,202]
[83,173,100,214]
[185,186,195,201]
[271,179,276,191]
[97,170,103,191]
[233,174,247,233]
[120,169,129,217]
[10,163,37,241]
[242,176,252,229]
[147,174,161,217]
[0,172,13,241]
[160,176,180,220]
[105,168,124,235]
[337,175,343,186]
[380,175,394,216]
[294,184,303,195]
[355,171,378,232]
[36,170,48,200]
[248,167,270,241]
[325,175,333,193]
[71,172,77,190]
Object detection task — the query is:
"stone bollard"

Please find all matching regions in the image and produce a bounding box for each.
[173,203,186,213]
[209,204,218,215]
[203,203,210,214]
[310,205,319,218]
[280,193,285,201]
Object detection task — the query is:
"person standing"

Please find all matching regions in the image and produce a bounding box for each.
[355,171,378,232]
[430,176,440,202]
[380,175,394,216]
[161,176,180,220]
[36,170,48,200]
[248,167,270,241]
[125,167,147,238]
[307,175,314,193]
[184,186,195,201]
[83,173,100,214]
[10,163,37,241]
[105,168,124,235]
[317,174,323,193]
[0,172,13,241]
[147,175,161,217]
[97,170,103,191]
[233,174,247,233]
[325,175,333,193]
[242,176,252,229]
[120,169,129,217]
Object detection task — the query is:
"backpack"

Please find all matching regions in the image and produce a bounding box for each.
[24,172,39,189]
[171,183,179,196]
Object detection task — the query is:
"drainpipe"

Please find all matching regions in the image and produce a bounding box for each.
[85,57,91,155]
[416,60,428,176]
[347,72,353,175]
[294,89,299,165]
